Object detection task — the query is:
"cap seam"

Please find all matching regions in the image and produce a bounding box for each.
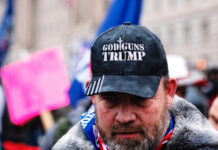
[135,25,166,69]
[135,26,162,50]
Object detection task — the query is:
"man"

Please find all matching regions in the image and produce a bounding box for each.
[209,96,218,131]
[52,23,218,150]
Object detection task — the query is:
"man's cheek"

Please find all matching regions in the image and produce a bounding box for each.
[97,109,113,126]
[142,108,160,123]
[98,105,111,113]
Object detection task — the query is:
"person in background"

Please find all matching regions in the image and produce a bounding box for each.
[0,82,5,150]
[1,104,43,150]
[167,55,209,117]
[40,97,92,150]
[204,68,218,107]
[209,96,218,131]
[52,23,218,150]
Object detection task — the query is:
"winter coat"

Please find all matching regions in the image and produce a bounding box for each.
[52,96,218,150]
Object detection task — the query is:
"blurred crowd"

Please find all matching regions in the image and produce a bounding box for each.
[0,55,218,150]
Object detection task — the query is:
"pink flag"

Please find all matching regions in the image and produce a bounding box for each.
[0,47,70,125]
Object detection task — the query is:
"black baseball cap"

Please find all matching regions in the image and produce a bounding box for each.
[86,23,168,98]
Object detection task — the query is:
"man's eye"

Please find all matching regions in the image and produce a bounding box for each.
[104,97,118,103]
[100,95,119,107]
[133,97,146,107]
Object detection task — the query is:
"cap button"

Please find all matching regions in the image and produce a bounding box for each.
[124,22,131,25]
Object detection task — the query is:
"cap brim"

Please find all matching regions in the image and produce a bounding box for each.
[86,75,161,98]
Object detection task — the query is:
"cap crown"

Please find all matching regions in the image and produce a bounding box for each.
[91,24,168,77]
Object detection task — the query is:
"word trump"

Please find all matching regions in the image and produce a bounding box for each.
[102,37,146,62]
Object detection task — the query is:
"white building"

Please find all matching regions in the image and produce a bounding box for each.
[1,0,109,67]
[142,0,218,68]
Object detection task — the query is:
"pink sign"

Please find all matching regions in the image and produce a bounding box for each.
[1,47,70,125]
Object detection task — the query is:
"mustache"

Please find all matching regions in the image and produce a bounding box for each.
[111,124,146,137]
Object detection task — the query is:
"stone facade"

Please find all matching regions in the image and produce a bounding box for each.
[2,0,109,66]
[0,0,5,20]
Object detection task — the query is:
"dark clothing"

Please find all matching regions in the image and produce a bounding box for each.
[2,105,43,145]
[41,97,92,150]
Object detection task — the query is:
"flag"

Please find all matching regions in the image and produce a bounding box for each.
[96,0,143,36]
[0,0,14,67]
[68,0,143,108]
[68,43,91,108]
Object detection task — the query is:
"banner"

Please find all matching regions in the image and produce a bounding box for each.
[1,47,70,125]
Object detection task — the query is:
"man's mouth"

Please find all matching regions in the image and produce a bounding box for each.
[113,132,143,139]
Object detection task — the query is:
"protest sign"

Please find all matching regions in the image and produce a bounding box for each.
[1,47,70,125]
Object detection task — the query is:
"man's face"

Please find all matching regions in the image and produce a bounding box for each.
[209,98,218,131]
[91,78,172,150]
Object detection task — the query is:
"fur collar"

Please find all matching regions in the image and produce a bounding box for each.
[166,96,218,150]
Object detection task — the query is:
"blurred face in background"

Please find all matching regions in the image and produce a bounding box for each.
[209,97,218,131]
[175,86,186,98]
[91,78,176,150]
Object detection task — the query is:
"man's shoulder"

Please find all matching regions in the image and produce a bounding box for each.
[167,96,218,150]
[52,122,94,150]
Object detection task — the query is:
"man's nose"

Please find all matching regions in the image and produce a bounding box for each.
[115,104,136,124]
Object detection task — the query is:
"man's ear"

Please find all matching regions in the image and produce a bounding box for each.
[90,95,96,105]
[165,78,177,108]
[86,80,96,105]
